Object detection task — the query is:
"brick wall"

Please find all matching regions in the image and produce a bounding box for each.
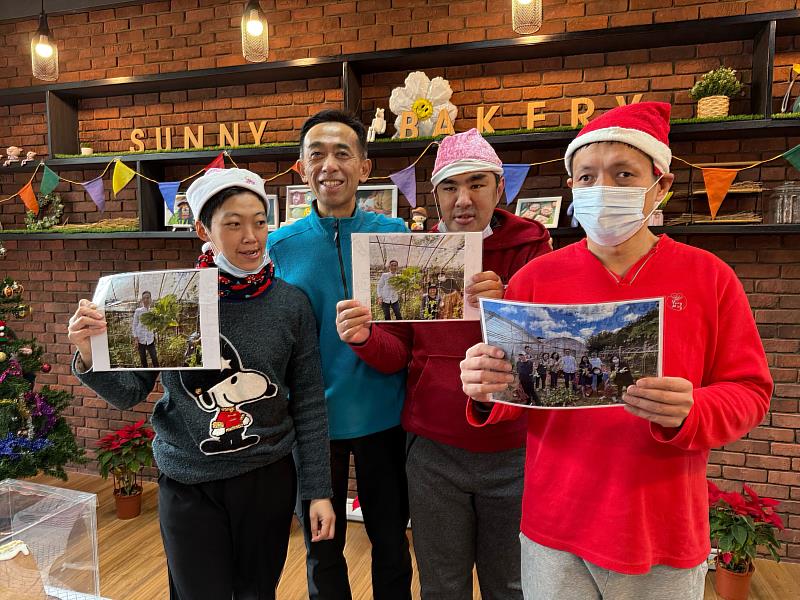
[0,0,798,89]
[0,0,799,560]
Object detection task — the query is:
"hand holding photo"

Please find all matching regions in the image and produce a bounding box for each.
[352,232,483,322]
[89,269,220,371]
[479,297,663,409]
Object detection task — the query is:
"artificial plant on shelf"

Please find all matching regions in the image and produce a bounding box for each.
[0,276,85,480]
[689,67,743,119]
[708,480,784,600]
[95,419,154,519]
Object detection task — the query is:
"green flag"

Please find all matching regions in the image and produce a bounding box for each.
[783,144,800,171]
[39,165,59,196]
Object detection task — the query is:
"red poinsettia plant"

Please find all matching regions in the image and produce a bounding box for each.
[708,480,784,573]
[96,419,155,496]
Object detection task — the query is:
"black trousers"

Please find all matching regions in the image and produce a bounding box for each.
[137,341,159,368]
[300,425,412,600]
[158,455,296,600]
[381,301,402,320]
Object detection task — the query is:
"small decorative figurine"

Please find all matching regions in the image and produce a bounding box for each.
[367,108,386,143]
[20,151,37,167]
[3,147,22,167]
[410,206,428,231]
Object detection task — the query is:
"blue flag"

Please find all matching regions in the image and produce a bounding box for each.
[502,164,530,205]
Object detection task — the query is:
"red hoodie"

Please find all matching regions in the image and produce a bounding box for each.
[468,236,773,573]
[351,209,551,452]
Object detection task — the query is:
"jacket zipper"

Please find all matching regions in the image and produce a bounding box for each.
[333,219,350,298]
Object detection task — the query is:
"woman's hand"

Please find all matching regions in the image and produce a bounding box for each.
[67,299,107,369]
[309,498,336,542]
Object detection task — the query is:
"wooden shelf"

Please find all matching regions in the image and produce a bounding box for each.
[40,117,800,167]
[0,230,199,240]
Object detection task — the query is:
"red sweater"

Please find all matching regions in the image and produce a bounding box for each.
[468,236,772,573]
[351,209,551,452]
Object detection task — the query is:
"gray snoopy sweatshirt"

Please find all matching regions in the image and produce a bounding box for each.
[74,278,332,501]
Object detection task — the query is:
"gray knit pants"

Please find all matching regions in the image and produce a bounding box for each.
[520,534,708,600]
[406,434,525,600]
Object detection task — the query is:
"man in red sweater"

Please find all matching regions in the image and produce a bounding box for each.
[460,102,773,599]
[335,128,551,599]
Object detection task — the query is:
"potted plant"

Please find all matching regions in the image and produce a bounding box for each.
[96,419,155,519]
[689,67,743,118]
[79,143,93,156]
[708,480,784,600]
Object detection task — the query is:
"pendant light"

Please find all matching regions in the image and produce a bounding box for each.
[241,0,269,62]
[31,1,58,81]
[512,0,543,35]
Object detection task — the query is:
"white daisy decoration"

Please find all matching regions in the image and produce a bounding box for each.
[389,71,458,138]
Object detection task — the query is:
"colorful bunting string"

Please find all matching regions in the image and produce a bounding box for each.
[3,141,800,217]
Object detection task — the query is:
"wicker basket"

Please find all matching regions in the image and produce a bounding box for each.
[697,95,730,118]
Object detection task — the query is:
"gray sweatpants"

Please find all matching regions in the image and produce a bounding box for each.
[406,434,525,600]
[520,534,708,600]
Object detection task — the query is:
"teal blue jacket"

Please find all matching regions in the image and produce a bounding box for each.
[267,204,408,440]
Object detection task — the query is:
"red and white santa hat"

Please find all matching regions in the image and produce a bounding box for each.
[564,102,672,176]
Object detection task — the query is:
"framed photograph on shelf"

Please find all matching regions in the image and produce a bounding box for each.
[285,185,314,223]
[516,197,562,229]
[265,193,278,231]
[164,193,194,230]
[356,185,398,218]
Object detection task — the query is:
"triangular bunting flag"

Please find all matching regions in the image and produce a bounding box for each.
[158,181,181,214]
[83,176,106,212]
[39,165,59,197]
[205,152,225,171]
[389,164,417,208]
[112,160,136,196]
[502,164,531,205]
[701,168,738,220]
[290,160,301,175]
[783,144,800,171]
[19,181,39,214]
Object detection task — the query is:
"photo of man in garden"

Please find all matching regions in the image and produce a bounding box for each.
[132,291,159,368]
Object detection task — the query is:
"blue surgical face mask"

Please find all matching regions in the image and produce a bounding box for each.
[205,240,270,278]
[572,177,663,247]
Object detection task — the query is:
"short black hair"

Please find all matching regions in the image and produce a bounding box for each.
[199,186,268,229]
[299,109,368,157]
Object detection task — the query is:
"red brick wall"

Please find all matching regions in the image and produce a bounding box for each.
[0,0,797,89]
[0,0,799,559]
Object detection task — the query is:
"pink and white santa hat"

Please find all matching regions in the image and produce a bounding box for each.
[431,128,504,187]
[563,102,672,176]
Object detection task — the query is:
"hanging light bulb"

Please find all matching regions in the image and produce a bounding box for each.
[512,0,543,35]
[241,0,268,63]
[31,1,58,81]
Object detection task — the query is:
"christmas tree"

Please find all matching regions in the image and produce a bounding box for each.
[0,276,85,480]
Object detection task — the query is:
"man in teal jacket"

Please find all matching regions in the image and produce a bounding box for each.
[268,109,411,600]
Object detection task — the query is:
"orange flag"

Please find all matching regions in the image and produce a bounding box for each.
[701,168,738,220]
[290,160,301,175]
[19,181,39,214]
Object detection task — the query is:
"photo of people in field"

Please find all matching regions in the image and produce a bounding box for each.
[480,297,663,408]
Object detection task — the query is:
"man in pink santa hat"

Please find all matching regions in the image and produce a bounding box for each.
[460,102,773,599]
[335,128,551,599]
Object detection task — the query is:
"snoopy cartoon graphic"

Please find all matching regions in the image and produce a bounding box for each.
[180,336,278,455]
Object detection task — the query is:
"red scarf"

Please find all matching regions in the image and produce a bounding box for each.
[196,248,274,301]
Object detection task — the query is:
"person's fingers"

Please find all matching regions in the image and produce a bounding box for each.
[318,514,332,540]
[623,404,683,428]
[461,354,512,373]
[339,313,371,332]
[335,299,361,314]
[622,393,687,416]
[634,377,693,393]
[464,343,505,360]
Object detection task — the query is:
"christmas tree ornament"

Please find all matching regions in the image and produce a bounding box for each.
[10,282,22,295]
[19,347,32,355]
[0,352,6,362]
[2,286,12,298]
[12,305,29,319]
[41,363,51,373]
